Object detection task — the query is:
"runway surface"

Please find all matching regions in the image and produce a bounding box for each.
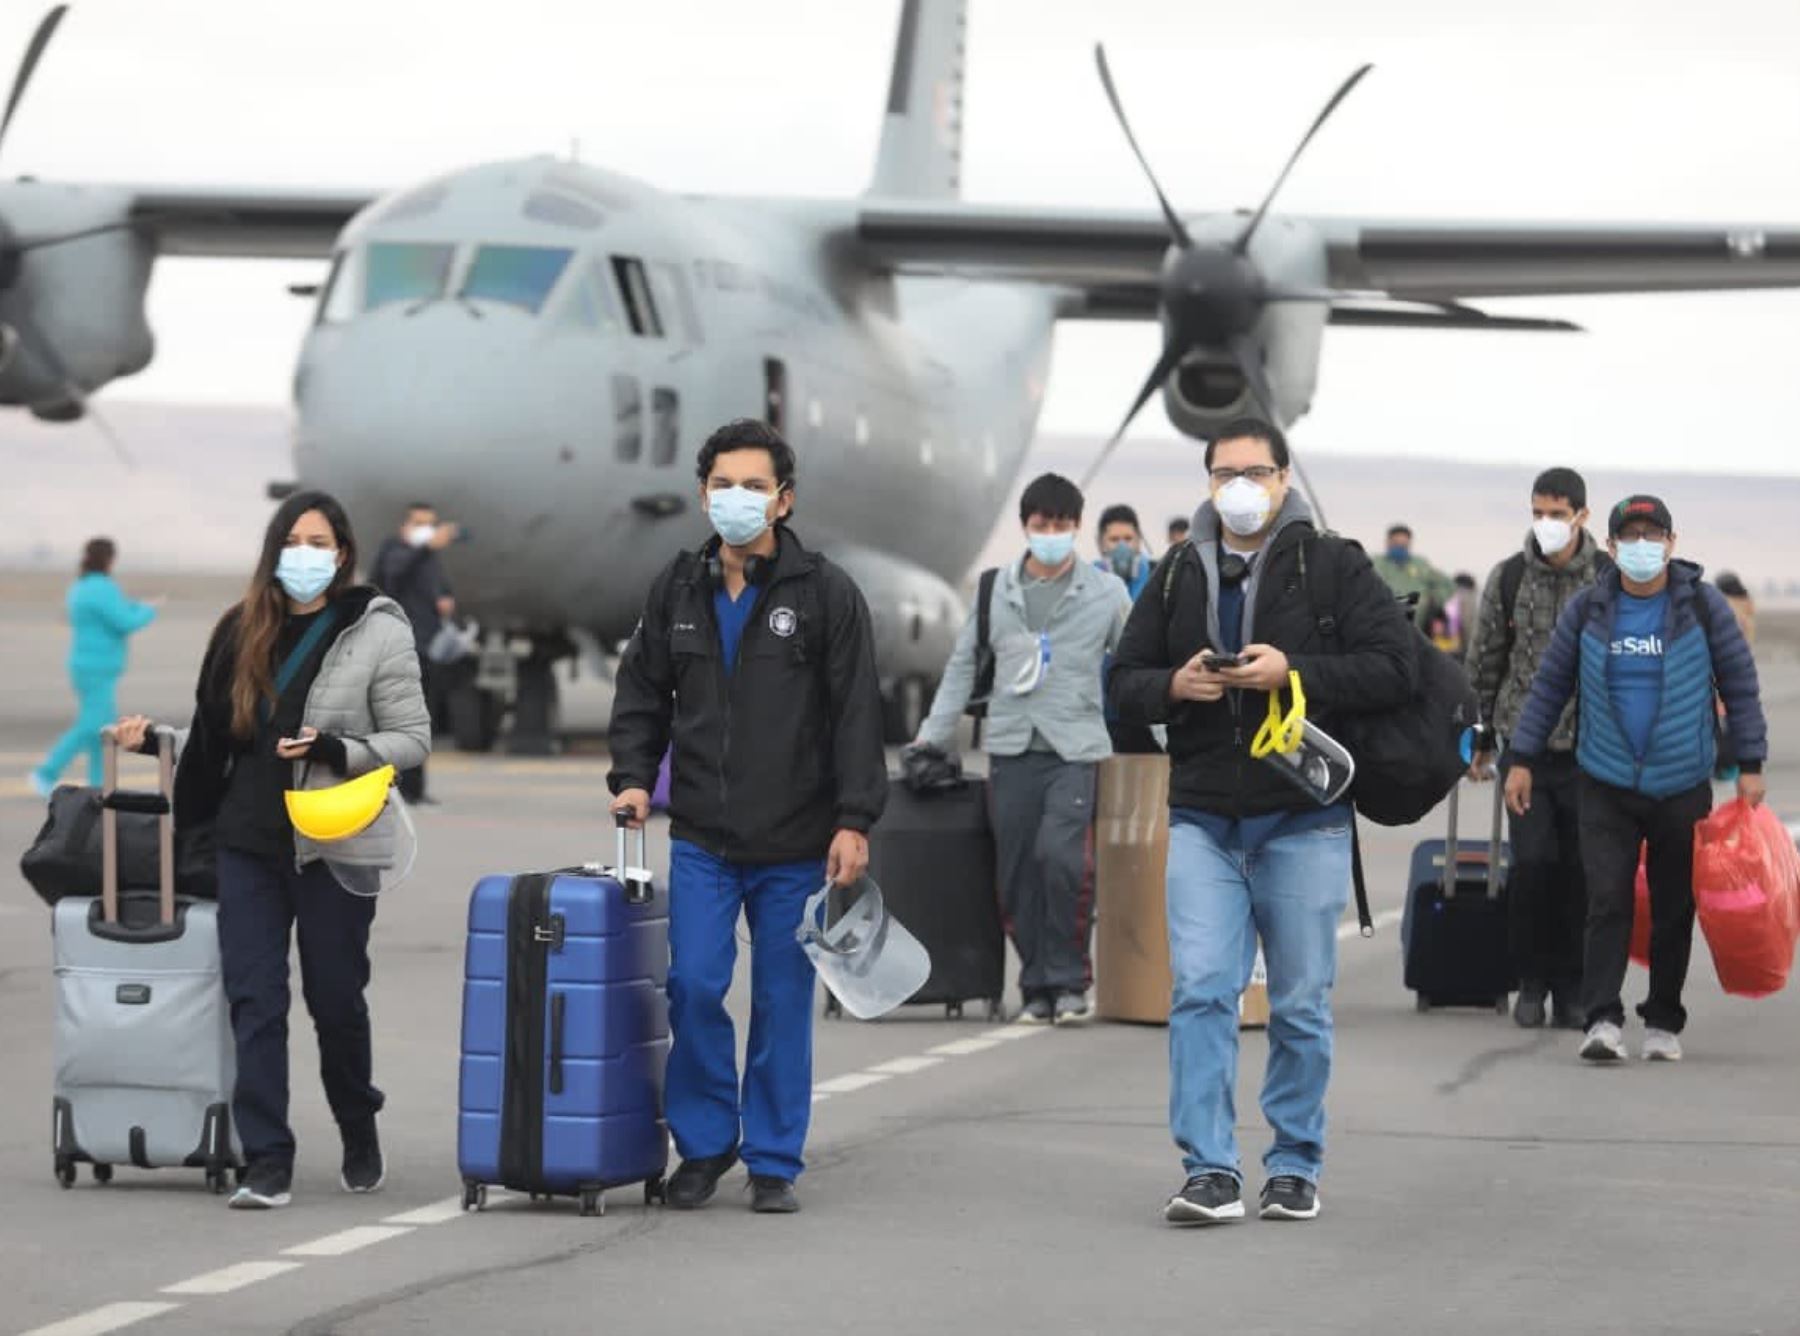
[4,575,1799,1336]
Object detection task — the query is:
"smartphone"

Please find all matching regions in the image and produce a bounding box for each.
[1203,651,1244,670]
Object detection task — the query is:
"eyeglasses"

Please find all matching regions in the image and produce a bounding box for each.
[1209,466,1282,485]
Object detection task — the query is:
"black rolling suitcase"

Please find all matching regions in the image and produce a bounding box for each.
[1402,780,1516,1013]
[825,777,1003,1021]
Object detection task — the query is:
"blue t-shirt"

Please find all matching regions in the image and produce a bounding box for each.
[714,585,756,675]
[1216,569,1248,654]
[1609,590,1669,758]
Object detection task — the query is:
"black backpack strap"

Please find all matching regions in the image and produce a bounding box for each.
[976,566,999,661]
[1350,819,1373,937]
[1299,532,1342,644]
[1496,551,1527,662]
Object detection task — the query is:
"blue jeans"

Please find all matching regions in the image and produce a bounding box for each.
[665,841,823,1182]
[36,665,119,788]
[1166,811,1351,1185]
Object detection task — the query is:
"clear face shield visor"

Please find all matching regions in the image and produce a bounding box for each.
[796,877,932,1020]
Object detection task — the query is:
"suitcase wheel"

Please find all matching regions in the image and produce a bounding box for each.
[92,1164,113,1186]
[1414,994,1432,1013]
[822,994,843,1021]
[580,1189,604,1218]
[644,1175,666,1207]
[54,1157,76,1190]
[984,998,1004,1022]
[945,1001,964,1020]
[462,1182,488,1213]
[205,1167,229,1195]
[1494,996,1510,1016]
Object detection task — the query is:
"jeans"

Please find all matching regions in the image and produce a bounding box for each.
[1166,812,1351,1185]
[665,841,823,1182]
[35,665,119,788]
[215,849,383,1167]
[1503,752,1586,1000]
[1577,777,1712,1033]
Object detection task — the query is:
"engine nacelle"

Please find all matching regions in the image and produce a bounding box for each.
[0,183,155,411]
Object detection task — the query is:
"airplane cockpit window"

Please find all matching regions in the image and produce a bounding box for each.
[610,257,664,338]
[522,191,605,230]
[651,388,679,467]
[613,375,643,462]
[362,242,456,313]
[557,262,625,334]
[460,246,574,314]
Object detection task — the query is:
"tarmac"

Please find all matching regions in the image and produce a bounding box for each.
[3,574,1800,1336]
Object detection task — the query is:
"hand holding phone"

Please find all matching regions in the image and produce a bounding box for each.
[1202,651,1244,670]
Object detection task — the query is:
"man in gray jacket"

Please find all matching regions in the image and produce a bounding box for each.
[1467,467,1609,1029]
[915,473,1131,1025]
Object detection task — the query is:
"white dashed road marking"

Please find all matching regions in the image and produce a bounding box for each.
[383,1197,473,1226]
[812,1071,892,1094]
[928,1037,1003,1056]
[281,1225,414,1258]
[160,1260,304,1296]
[17,1301,184,1336]
[867,1055,944,1076]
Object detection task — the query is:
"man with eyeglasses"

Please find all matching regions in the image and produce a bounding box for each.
[1465,467,1610,1031]
[1507,495,1766,1066]
[1109,418,1415,1226]
[914,473,1132,1026]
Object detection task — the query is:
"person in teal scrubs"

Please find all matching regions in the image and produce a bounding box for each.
[31,539,159,794]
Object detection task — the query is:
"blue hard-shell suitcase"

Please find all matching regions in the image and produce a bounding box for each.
[1402,779,1516,1013]
[457,820,670,1216]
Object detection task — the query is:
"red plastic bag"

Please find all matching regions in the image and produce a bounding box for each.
[1629,848,1651,968]
[1692,800,1800,998]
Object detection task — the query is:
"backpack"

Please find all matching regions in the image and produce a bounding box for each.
[963,567,1000,735]
[1300,535,1477,829]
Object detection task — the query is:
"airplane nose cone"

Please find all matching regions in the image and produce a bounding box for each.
[292,303,645,628]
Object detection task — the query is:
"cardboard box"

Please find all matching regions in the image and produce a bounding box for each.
[1094,755,1267,1030]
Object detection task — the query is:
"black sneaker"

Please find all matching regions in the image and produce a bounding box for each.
[341,1120,385,1193]
[1512,981,1548,1029]
[749,1175,799,1214]
[665,1148,739,1210]
[1164,1172,1244,1225]
[229,1160,293,1210]
[1259,1175,1320,1221]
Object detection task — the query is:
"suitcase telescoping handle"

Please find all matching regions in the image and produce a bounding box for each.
[99,725,177,929]
[612,812,654,905]
[1440,778,1505,901]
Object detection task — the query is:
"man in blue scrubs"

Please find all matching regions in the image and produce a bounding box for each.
[608,419,887,1214]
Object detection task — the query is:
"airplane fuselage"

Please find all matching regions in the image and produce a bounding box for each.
[292,158,1056,696]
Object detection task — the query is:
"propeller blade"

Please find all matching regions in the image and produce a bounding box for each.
[1077,335,1191,490]
[1228,333,1324,528]
[0,5,70,164]
[8,309,135,469]
[1234,62,1372,256]
[1094,44,1193,250]
[1262,285,1386,304]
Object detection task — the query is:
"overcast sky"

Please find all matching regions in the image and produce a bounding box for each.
[7,0,1800,475]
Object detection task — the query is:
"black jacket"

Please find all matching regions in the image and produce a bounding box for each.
[371,537,450,653]
[607,526,887,864]
[1107,506,1416,817]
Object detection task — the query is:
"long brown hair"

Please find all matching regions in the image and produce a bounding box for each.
[228,491,359,740]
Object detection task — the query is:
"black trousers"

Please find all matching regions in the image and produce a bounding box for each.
[1577,776,1712,1034]
[1503,752,1586,999]
[216,849,384,1167]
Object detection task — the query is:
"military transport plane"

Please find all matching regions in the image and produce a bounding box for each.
[5,2,1800,748]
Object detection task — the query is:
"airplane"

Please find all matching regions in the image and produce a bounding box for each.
[6,0,1800,752]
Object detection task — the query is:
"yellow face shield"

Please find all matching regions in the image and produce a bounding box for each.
[284,765,396,843]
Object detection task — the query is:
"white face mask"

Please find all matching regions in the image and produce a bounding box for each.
[407,524,437,548]
[1214,477,1273,538]
[1531,517,1573,557]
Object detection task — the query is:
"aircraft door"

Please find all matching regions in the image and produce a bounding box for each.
[764,358,786,432]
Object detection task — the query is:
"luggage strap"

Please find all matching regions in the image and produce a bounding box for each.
[1350,820,1372,937]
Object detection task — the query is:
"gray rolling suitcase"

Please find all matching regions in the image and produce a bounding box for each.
[51,727,240,1192]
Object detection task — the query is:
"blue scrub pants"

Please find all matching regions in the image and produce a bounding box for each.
[665,840,824,1182]
[35,665,119,788]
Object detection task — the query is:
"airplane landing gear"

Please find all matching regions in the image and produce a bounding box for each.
[508,649,562,756]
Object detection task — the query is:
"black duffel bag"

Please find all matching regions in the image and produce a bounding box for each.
[19,785,216,906]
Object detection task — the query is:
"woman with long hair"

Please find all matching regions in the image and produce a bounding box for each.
[123,491,429,1209]
[30,538,159,795]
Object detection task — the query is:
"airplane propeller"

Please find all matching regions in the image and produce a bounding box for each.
[1079,46,1375,511]
[0,5,133,466]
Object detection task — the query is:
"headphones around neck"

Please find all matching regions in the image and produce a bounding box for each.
[704,536,776,589]
[1218,550,1251,585]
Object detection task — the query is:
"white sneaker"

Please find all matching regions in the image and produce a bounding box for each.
[1641,1028,1683,1062]
[1579,1020,1627,1062]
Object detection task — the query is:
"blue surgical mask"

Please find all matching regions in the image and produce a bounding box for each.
[1027,532,1076,567]
[1616,539,1669,584]
[1386,545,1411,564]
[276,546,338,603]
[1106,542,1138,579]
[708,486,774,547]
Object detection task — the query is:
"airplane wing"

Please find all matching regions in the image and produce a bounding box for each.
[127,186,380,259]
[855,200,1800,323]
